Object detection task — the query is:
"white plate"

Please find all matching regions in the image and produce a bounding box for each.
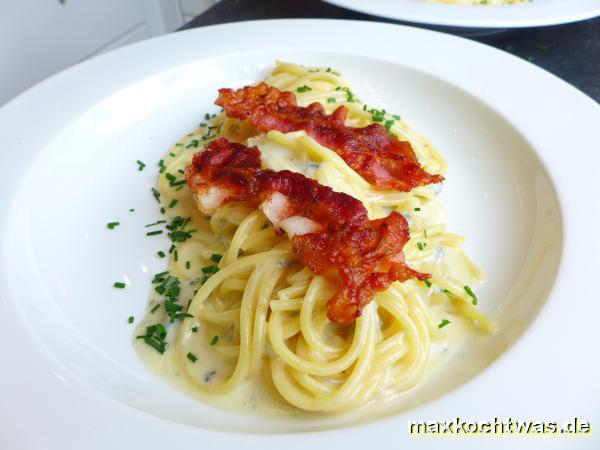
[1,19,599,450]
[323,0,600,28]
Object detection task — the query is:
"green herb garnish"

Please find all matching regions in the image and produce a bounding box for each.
[136,324,167,354]
[145,220,166,228]
[438,319,451,329]
[151,188,160,203]
[464,286,478,305]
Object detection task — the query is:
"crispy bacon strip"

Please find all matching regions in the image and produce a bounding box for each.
[215,83,444,191]
[185,138,429,324]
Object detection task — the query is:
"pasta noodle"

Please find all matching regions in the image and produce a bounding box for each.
[135,62,496,414]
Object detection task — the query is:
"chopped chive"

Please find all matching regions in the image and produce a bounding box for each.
[136,160,146,171]
[342,87,355,102]
[151,188,160,203]
[384,120,394,131]
[160,207,165,214]
[155,324,167,339]
[128,316,134,324]
[145,220,166,228]
[210,253,222,263]
[169,152,175,157]
[168,230,193,243]
[424,279,432,288]
[153,271,169,279]
[168,199,178,208]
[296,85,312,93]
[417,242,424,251]
[202,265,219,274]
[107,222,120,230]
[173,249,178,261]
[191,326,198,333]
[175,312,193,319]
[175,143,183,147]
[157,251,165,258]
[438,319,451,329]
[129,208,135,212]
[464,286,478,305]
[150,304,160,314]
[141,337,166,354]
[136,324,167,354]
[114,282,126,289]
[210,335,219,346]
[146,230,163,236]
[393,114,401,120]
[185,261,191,270]
[168,244,176,254]
[424,229,428,238]
[187,352,198,363]
[327,97,336,103]
[414,207,421,212]
[186,139,199,148]
[170,180,186,187]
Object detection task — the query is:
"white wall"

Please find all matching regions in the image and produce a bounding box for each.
[0,0,219,106]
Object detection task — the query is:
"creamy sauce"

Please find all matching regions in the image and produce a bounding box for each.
[135,291,476,417]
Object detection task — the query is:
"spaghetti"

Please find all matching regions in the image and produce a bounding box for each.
[135,61,495,414]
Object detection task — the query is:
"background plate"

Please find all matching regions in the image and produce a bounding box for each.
[322,0,600,28]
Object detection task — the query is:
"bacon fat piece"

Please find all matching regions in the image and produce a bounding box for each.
[185,138,429,324]
[215,83,444,191]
